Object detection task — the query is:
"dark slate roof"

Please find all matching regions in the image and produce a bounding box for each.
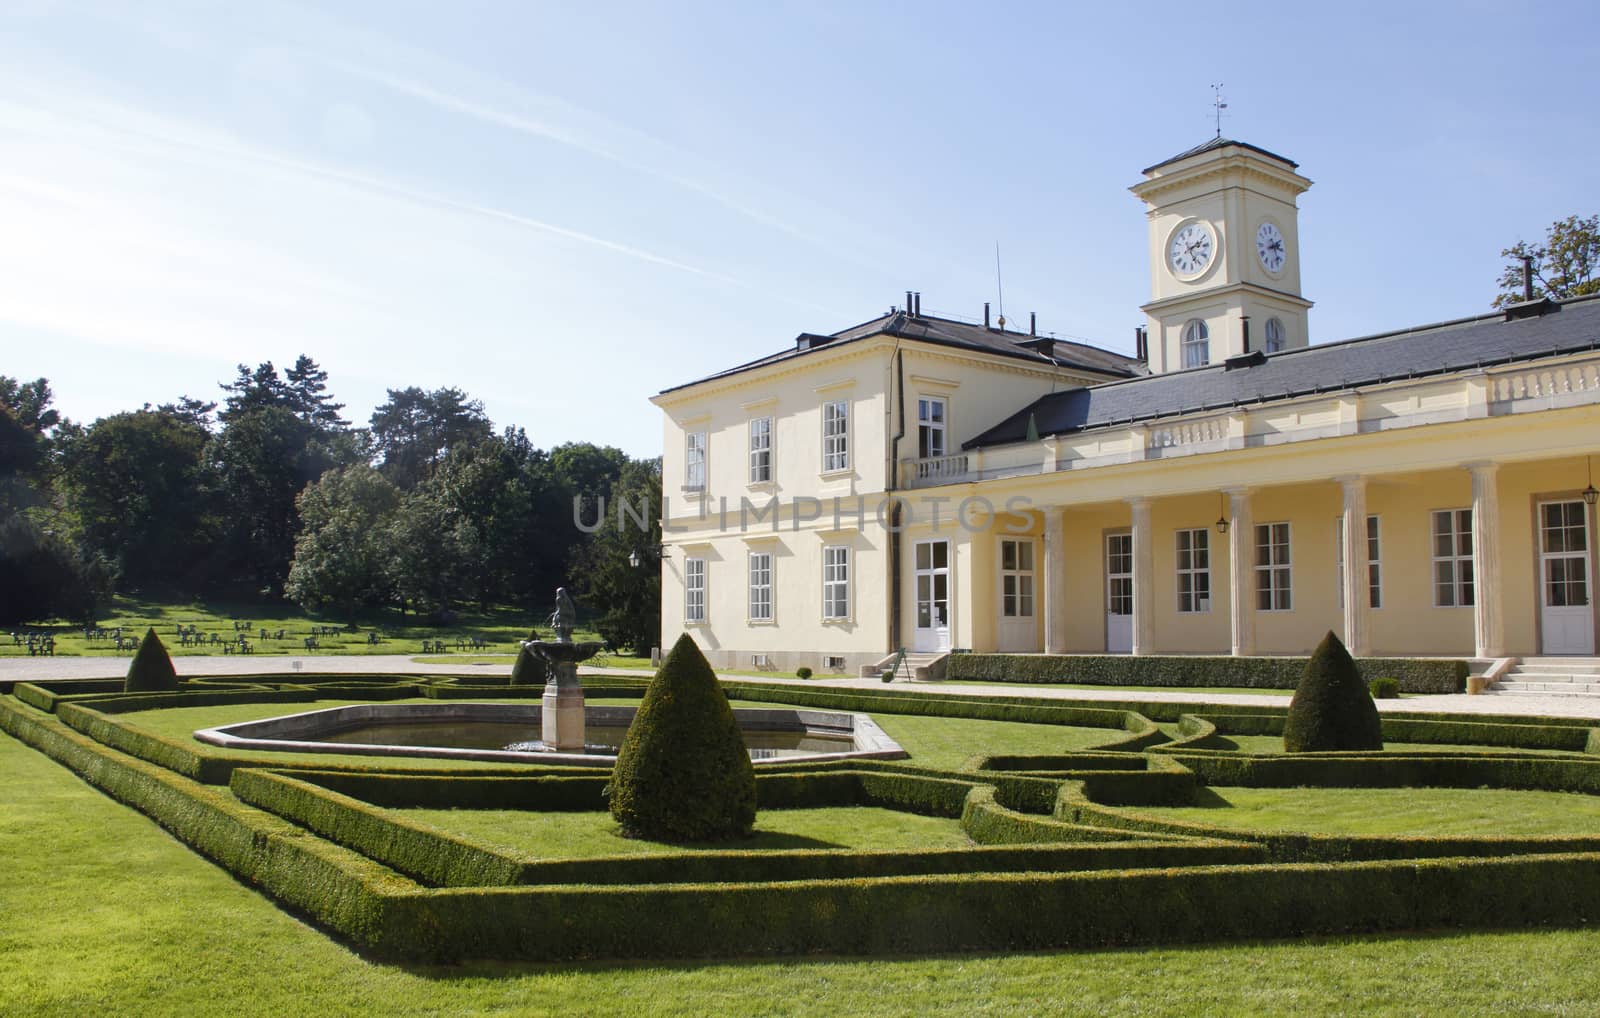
[657,311,1145,395]
[1141,137,1299,175]
[964,295,1600,450]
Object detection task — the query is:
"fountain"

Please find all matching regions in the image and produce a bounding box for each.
[521,587,604,751]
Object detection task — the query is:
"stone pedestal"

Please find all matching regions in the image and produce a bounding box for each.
[542,662,586,750]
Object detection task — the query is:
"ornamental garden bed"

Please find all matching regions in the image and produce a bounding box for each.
[5,674,1600,963]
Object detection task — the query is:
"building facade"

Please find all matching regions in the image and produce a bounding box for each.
[651,140,1600,673]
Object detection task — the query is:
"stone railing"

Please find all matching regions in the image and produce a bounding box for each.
[1147,416,1228,453]
[901,453,971,488]
[1489,362,1600,403]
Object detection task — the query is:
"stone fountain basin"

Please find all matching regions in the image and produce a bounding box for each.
[525,640,605,664]
[193,702,907,768]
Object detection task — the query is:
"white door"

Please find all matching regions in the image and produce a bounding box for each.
[1539,500,1595,655]
[913,539,951,652]
[997,538,1038,652]
[1106,531,1133,654]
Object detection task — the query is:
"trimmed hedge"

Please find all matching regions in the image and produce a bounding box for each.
[11,692,1600,963]
[1154,749,1600,795]
[944,653,1468,694]
[1283,632,1383,753]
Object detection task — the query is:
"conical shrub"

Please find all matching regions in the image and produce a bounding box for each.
[510,644,549,686]
[1283,631,1383,752]
[607,633,755,841]
[125,627,179,692]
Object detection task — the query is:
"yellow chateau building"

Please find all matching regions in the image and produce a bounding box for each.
[650,139,1600,677]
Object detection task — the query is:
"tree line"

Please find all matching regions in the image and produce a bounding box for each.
[0,359,661,652]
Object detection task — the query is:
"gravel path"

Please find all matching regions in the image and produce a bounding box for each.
[6,654,1600,720]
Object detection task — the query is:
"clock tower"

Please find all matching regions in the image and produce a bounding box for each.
[1130,138,1313,374]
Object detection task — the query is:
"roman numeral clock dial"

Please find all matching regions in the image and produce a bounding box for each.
[1257,221,1287,273]
[1167,221,1214,277]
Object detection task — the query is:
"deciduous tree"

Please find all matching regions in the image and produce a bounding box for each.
[1494,214,1600,307]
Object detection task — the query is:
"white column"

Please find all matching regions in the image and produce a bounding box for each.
[1227,488,1255,657]
[1468,461,1505,658]
[1338,475,1371,656]
[1043,506,1067,655]
[1128,497,1154,656]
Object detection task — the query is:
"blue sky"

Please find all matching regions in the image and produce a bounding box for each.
[3,0,1596,456]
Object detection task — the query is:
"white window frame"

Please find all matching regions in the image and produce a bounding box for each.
[684,431,706,490]
[748,551,773,622]
[1255,522,1292,612]
[748,416,772,484]
[999,538,1035,618]
[1263,317,1285,353]
[822,545,850,621]
[1176,527,1211,613]
[1431,508,1475,608]
[684,557,706,624]
[822,399,850,472]
[917,396,947,460]
[1181,319,1209,368]
[1334,515,1383,610]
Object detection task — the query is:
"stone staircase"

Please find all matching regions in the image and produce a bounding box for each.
[860,651,949,681]
[1495,657,1600,696]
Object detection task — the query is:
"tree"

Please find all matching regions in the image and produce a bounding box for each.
[571,456,661,654]
[125,628,179,692]
[0,376,61,435]
[385,487,476,618]
[1493,214,1600,307]
[0,515,114,627]
[284,465,401,619]
[369,386,493,490]
[209,406,346,594]
[55,409,213,589]
[219,356,347,432]
[0,377,62,513]
[607,633,756,842]
[1282,631,1383,753]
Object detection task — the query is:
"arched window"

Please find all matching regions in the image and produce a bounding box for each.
[1181,319,1209,368]
[1264,317,1285,353]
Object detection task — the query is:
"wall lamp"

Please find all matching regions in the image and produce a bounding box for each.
[1584,456,1598,507]
[1215,493,1230,534]
[627,545,667,568]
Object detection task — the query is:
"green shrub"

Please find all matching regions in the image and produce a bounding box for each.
[510,645,549,686]
[881,670,894,683]
[944,653,1467,694]
[1283,632,1383,753]
[1370,677,1401,699]
[607,633,756,842]
[796,666,813,680]
[124,628,179,693]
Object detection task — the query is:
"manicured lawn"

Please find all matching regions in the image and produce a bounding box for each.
[1,595,565,658]
[6,729,1600,1017]
[118,696,1124,772]
[1133,786,1600,837]
[1218,733,1582,756]
[403,806,971,857]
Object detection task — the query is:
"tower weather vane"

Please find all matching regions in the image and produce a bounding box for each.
[1211,83,1228,138]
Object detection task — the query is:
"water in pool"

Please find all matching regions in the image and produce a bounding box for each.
[310,720,854,760]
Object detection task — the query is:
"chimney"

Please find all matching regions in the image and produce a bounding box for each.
[1030,311,1037,336]
[1241,315,1251,354]
[1523,254,1535,302]
[913,292,922,317]
[1134,326,1147,363]
[905,290,913,314]
[984,302,991,329]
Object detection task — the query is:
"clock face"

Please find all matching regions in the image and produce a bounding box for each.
[1256,221,1287,273]
[1168,222,1214,277]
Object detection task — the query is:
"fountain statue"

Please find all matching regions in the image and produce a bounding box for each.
[521,587,604,751]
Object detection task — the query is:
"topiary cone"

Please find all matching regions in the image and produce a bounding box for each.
[1283,630,1383,753]
[510,644,548,686]
[125,627,179,693]
[607,633,756,842]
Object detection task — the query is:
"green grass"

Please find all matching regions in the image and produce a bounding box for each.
[1134,785,1600,837]
[8,729,1600,1017]
[1217,733,1582,756]
[1,595,574,658]
[116,695,1123,773]
[402,806,971,857]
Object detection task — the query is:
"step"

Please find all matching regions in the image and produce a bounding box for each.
[1495,679,1600,695]
[1520,657,1600,666]
[1509,663,1600,676]
[1506,673,1600,684]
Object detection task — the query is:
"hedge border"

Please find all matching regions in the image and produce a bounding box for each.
[9,692,1600,963]
[944,653,1468,694]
